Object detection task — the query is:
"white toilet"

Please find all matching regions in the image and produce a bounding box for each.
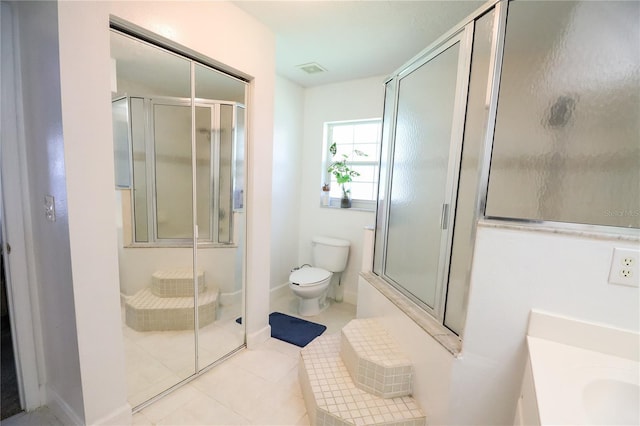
[289,236,350,316]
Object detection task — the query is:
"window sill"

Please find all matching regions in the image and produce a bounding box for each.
[360,271,462,357]
[320,197,376,212]
[124,242,238,249]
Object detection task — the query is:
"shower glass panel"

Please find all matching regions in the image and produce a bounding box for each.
[373,79,397,276]
[385,40,462,312]
[194,63,246,371]
[130,97,149,243]
[111,98,130,188]
[218,104,233,243]
[486,1,640,228]
[234,106,246,210]
[444,9,495,334]
[154,102,193,240]
[195,105,213,241]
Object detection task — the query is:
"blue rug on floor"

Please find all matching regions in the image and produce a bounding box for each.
[235,312,327,347]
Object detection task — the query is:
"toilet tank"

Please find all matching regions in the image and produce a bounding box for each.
[311,236,350,272]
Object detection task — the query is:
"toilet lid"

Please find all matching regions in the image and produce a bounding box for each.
[290,267,331,287]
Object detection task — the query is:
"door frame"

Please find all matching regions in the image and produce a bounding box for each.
[0,1,45,411]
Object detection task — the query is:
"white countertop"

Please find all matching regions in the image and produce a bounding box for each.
[527,335,640,425]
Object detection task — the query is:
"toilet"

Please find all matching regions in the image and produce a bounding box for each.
[289,236,350,316]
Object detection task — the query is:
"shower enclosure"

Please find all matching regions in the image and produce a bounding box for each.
[113,96,244,245]
[373,0,639,339]
[110,27,248,409]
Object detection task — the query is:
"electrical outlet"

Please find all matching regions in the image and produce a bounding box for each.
[608,248,640,287]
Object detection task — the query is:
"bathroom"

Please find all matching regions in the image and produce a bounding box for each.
[1,0,638,425]
[107,0,635,423]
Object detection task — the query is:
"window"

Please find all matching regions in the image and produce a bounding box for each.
[323,119,381,209]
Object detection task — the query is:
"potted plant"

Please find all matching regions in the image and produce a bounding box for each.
[321,183,331,206]
[327,142,367,208]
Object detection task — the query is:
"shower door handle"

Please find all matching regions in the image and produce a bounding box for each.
[441,203,449,230]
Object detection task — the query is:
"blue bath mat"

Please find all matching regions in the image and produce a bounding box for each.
[235,312,327,347]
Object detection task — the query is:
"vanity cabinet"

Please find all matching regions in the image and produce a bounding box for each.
[514,356,540,426]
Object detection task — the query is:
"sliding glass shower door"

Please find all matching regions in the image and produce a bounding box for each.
[374,25,473,320]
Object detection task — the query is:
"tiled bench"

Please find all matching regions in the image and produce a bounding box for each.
[300,333,426,426]
[341,318,412,398]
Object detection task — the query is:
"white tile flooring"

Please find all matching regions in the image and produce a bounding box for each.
[2,293,356,426]
[123,299,245,407]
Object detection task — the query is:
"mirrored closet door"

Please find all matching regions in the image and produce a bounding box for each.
[110,28,247,409]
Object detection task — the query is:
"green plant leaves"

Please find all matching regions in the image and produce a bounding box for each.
[327,142,367,193]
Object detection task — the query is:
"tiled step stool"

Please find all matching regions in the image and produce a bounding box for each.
[125,267,217,331]
[300,333,426,426]
[151,268,206,297]
[341,318,413,398]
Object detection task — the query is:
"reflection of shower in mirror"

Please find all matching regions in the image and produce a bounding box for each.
[111,96,245,245]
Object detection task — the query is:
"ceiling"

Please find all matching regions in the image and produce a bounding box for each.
[232,0,486,87]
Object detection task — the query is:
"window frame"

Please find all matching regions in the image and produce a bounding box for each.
[321,118,382,211]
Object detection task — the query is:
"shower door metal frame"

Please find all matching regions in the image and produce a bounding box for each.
[375,22,474,321]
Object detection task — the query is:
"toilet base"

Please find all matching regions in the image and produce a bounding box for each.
[297,296,329,317]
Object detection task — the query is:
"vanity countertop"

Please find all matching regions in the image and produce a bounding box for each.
[525,310,640,426]
[527,335,639,425]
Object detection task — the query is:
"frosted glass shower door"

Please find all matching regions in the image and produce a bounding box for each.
[384,30,470,314]
[486,1,640,228]
[153,103,193,240]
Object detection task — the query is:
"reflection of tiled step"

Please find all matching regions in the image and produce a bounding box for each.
[151,268,205,297]
[125,287,218,332]
[341,318,412,398]
[300,333,426,426]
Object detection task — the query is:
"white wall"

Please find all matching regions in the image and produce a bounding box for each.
[358,224,640,425]
[117,247,237,297]
[10,1,86,422]
[271,76,304,291]
[451,224,639,425]
[298,76,384,303]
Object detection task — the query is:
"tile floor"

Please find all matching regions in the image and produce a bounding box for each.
[3,294,356,426]
[123,299,245,406]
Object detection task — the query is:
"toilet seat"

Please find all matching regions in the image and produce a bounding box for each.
[290,267,331,286]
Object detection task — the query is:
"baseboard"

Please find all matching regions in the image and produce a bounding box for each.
[246,324,271,349]
[220,289,242,306]
[271,281,358,306]
[343,289,357,305]
[269,282,290,302]
[91,403,132,426]
[47,385,83,426]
